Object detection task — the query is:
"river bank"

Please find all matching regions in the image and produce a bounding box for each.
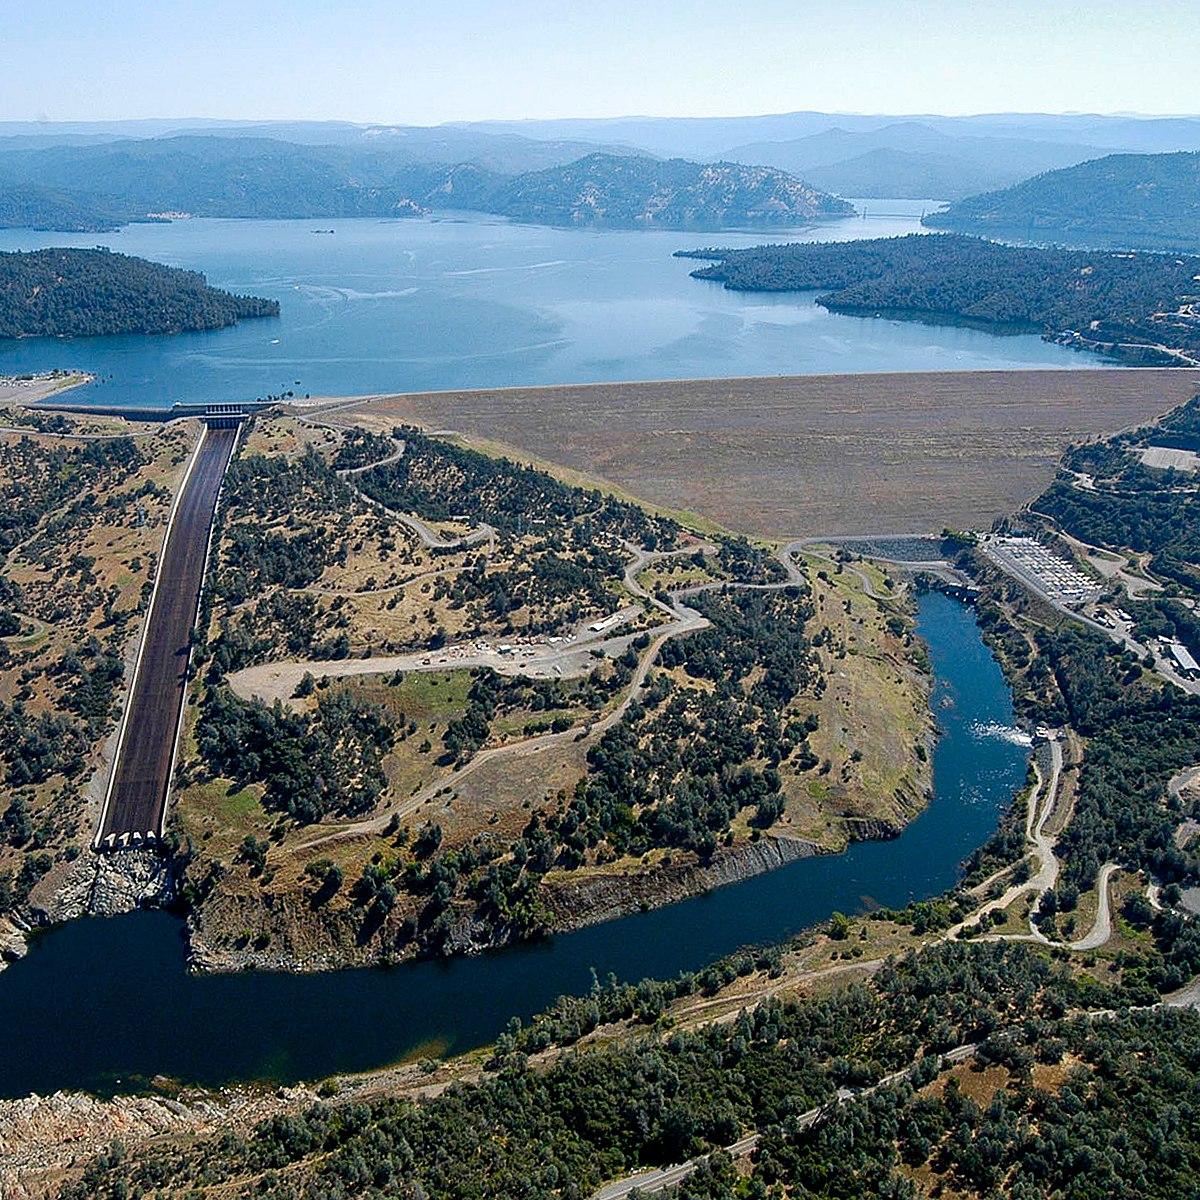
[0,589,1027,1100]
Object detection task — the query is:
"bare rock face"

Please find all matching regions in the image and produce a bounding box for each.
[33,849,173,926]
[0,918,28,964]
[541,835,820,933]
[0,1084,315,1199]
[0,850,176,974]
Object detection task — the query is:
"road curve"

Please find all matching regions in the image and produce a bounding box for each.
[1070,862,1118,951]
[947,733,1062,941]
[306,419,495,552]
[291,560,710,856]
[96,424,237,846]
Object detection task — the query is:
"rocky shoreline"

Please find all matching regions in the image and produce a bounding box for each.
[0,819,896,980]
[182,804,935,977]
[0,849,172,973]
[540,833,822,932]
[182,833,827,975]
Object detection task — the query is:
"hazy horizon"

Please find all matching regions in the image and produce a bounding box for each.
[4,1,1197,126]
[3,107,1200,130]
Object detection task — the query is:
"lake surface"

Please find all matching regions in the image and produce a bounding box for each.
[0,590,1028,1098]
[0,203,1106,410]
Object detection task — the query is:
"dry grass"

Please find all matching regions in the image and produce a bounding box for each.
[771,556,930,848]
[0,415,194,877]
[316,369,1200,537]
[925,1061,1013,1108]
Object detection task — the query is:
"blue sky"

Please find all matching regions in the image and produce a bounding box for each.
[4,0,1196,124]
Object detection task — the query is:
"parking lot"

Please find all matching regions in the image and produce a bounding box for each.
[983,536,1102,607]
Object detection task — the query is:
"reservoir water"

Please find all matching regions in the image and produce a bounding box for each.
[0,590,1028,1098]
[0,202,1106,410]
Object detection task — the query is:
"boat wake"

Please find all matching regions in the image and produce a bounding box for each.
[296,284,419,302]
[969,720,1033,747]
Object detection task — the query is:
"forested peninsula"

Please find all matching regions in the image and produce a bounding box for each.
[0,247,279,338]
[680,233,1200,365]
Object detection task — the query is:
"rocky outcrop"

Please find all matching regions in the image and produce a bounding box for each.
[840,816,904,842]
[0,915,29,965]
[0,850,173,973]
[0,1084,314,1199]
[32,849,173,925]
[540,835,821,932]
[186,887,377,975]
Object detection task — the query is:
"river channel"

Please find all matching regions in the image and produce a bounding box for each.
[0,589,1028,1098]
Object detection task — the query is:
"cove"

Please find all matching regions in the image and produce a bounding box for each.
[0,590,1028,1098]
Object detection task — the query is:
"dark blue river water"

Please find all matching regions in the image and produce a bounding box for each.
[0,204,1104,410]
[0,590,1027,1097]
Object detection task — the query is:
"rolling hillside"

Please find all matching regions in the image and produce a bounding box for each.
[925,151,1200,249]
[0,139,852,231]
[490,153,853,227]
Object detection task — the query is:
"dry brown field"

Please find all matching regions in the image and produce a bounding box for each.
[315,368,1200,537]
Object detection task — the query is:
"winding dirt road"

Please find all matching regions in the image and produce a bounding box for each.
[947,733,1062,941]
[315,422,495,552]
[288,544,712,856]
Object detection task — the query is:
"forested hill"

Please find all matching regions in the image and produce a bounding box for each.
[0,182,126,233]
[0,248,279,338]
[680,233,1200,365]
[490,153,854,227]
[0,136,852,231]
[924,151,1200,250]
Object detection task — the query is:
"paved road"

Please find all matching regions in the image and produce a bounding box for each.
[97,425,237,846]
[593,1135,760,1200]
[1070,861,1118,951]
[592,1044,977,1199]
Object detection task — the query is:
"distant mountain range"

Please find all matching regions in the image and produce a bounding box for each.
[925,151,1200,249]
[456,110,1200,161]
[459,111,1200,202]
[0,138,851,232]
[718,121,1110,199]
[2,112,1200,236]
[0,119,637,173]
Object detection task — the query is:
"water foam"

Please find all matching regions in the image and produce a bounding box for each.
[969,720,1033,747]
